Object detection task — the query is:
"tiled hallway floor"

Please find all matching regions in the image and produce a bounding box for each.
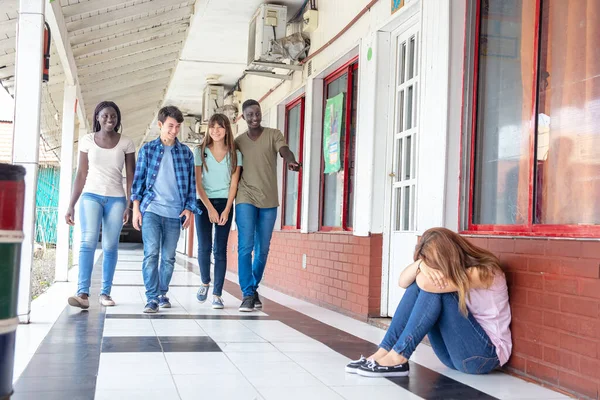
[11,244,570,400]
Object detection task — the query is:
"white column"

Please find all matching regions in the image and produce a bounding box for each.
[70,126,87,272]
[12,0,46,324]
[55,83,77,282]
[415,0,450,232]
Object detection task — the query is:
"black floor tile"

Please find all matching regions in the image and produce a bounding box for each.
[158,336,221,352]
[11,390,94,400]
[101,336,161,352]
[13,375,96,393]
[18,361,99,378]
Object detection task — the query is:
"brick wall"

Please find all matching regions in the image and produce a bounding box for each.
[227,231,383,320]
[467,236,600,400]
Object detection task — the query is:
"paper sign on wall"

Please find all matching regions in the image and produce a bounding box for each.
[323,93,344,174]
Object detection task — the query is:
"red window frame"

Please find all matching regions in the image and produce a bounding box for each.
[318,57,359,232]
[281,95,305,230]
[463,0,600,238]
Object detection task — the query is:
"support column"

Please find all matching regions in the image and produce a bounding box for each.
[55,83,77,282]
[12,0,45,324]
[70,125,88,271]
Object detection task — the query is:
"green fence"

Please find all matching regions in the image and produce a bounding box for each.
[35,166,71,246]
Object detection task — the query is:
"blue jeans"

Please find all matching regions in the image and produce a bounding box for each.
[235,203,277,297]
[381,282,500,374]
[77,193,126,296]
[195,199,232,297]
[141,211,181,302]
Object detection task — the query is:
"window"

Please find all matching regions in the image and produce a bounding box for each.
[282,96,305,229]
[468,0,600,236]
[320,60,359,231]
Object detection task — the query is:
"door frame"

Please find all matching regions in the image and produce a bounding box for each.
[380,11,421,317]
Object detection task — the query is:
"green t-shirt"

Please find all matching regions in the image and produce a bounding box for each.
[235,128,287,208]
[193,147,242,199]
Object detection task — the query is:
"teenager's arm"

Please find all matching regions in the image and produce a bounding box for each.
[220,166,242,225]
[65,152,89,226]
[398,260,421,289]
[184,152,199,213]
[416,266,487,293]
[123,152,136,223]
[131,145,147,231]
[279,146,301,171]
[195,166,219,223]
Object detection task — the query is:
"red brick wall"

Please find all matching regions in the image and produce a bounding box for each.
[467,236,600,399]
[227,231,383,320]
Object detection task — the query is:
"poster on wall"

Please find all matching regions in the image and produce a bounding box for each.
[391,0,405,14]
[323,93,344,174]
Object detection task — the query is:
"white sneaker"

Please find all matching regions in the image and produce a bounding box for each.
[99,294,116,307]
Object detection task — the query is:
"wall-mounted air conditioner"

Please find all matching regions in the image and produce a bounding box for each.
[247,4,287,65]
[202,85,224,123]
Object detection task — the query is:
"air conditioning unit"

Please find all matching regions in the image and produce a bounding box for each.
[247,4,287,65]
[202,85,224,123]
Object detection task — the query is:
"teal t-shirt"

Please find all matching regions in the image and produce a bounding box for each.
[193,147,242,199]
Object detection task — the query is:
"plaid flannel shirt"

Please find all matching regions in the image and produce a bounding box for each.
[131,137,200,215]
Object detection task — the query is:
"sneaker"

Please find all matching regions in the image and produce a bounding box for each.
[68,294,89,309]
[345,356,369,374]
[212,296,224,309]
[197,285,209,303]
[99,294,116,307]
[357,360,410,378]
[144,300,158,314]
[253,292,263,309]
[239,296,255,312]
[143,300,159,313]
[158,295,171,308]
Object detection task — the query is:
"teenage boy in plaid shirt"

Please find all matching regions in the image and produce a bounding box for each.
[131,106,199,313]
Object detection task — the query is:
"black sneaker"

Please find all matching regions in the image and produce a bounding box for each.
[345,356,369,373]
[239,296,255,312]
[253,292,263,309]
[357,360,410,377]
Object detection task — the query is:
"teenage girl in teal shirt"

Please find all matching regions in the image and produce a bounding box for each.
[193,113,242,308]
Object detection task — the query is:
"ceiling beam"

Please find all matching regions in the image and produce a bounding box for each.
[76,32,186,68]
[72,23,188,58]
[0,51,16,68]
[46,0,90,130]
[78,50,179,79]
[69,7,192,46]
[81,62,175,89]
[86,90,166,108]
[82,70,172,96]
[82,77,170,99]
[81,60,176,86]
[67,0,192,35]
[63,0,138,19]
[0,19,17,38]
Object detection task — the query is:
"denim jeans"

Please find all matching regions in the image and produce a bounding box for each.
[141,211,181,302]
[195,199,232,297]
[380,282,500,374]
[77,193,126,296]
[235,203,277,297]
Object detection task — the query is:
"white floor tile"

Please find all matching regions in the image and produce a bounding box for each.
[96,374,177,391]
[95,389,180,400]
[98,353,170,376]
[273,341,335,353]
[102,318,155,337]
[258,385,344,400]
[151,319,207,336]
[226,351,292,366]
[217,342,281,353]
[165,352,240,375]
[332,385,424,400]
[240,362,325,388]
[174,373,262,400]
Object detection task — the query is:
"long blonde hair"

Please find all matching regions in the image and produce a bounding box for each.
[414,227,502,316]
[199,113,237,176]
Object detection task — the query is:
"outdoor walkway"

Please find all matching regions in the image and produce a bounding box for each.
[11,244,570,400]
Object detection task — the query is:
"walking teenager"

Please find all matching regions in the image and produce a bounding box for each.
[66,101,136,309]
[131,106,199,313]
[193,114,242,309]
[346,228,512,377]
[235,99,300,312]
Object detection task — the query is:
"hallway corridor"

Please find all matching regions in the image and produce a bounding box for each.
[10,245,569,400]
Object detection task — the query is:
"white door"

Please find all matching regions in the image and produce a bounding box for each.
[385,24,420,316]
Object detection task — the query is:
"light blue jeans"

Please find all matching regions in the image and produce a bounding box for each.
[77,193,126,296]
[381,282,500,374]
[141,211,181,303]
[235,203,277,297]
